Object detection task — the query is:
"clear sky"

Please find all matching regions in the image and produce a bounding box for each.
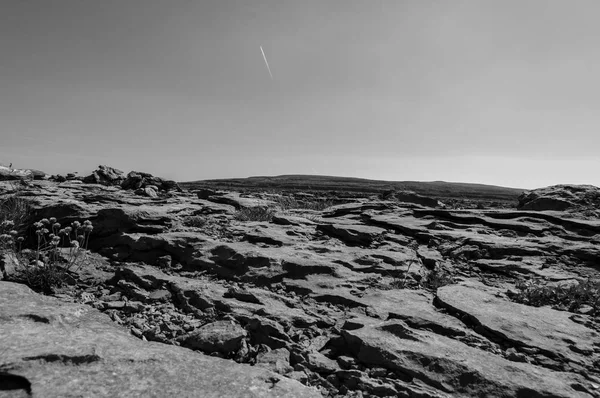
[1,0,599,189]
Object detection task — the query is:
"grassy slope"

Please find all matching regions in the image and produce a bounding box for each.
[181,175,525,203]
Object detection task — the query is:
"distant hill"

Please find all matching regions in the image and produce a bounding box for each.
[180,175,525,204]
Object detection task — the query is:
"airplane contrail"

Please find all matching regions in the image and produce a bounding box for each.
[260,45,274,80]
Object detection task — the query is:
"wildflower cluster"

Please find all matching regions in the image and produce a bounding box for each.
[0,220,21,251]
[3,217,94,293]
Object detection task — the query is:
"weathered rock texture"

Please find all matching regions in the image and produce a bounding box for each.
[518,184,600,213]
[0,166,45,181]
[1,178,599,397]
[0,282,319,398]
[80,166,182,194]
[82,165,126,186]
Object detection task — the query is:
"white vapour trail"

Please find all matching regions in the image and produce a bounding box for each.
[260,46,274,80]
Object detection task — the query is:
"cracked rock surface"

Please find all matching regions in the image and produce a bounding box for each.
[1,180,600,397]
[0,282,319,398]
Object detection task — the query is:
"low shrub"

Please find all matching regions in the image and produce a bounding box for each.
[1,218,93,293]
[234,207,275,222]
[510,278,599,315]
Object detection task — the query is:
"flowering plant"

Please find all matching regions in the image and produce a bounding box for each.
[1,218,93,293]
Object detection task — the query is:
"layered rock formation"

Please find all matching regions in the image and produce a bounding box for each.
[518,184,600,215]
[1,180,599,397]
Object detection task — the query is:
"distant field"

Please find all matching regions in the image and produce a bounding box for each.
[181,175,525,206]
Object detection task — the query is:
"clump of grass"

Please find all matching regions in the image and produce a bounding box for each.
[234,207,275,222]
[0,195,31,235]
[1,218,93,294]
[387,259,418,289]
[387,242,421,289]
[510,278,599,315]
[421,266,455,291]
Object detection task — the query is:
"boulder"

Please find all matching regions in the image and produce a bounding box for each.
[82,165,126,186]
[196,188,219,199]
[122,171,144,190]
[134,186,158,198]
[28,169,46,180]
[52,174,67,183]
[179,320,247,354]
[121,171,182,192]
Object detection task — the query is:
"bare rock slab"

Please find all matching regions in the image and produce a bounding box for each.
[0,282,320,398]
[342,317,593,397]
[436,282,600,369]
[316,223,386,246]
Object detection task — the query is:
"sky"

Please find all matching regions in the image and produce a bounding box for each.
[1,0,600,189]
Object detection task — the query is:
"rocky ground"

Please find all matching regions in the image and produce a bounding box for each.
[1,174,599,397]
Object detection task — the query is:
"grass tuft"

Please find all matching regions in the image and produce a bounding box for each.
[0,195,31,235]
[421,267,455,291]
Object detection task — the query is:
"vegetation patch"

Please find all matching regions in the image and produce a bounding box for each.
[274,196,336,211]
[233,207,275,222]
[510,278,599,316]
[1,218,93,294]
[421,267,455,291]
[0,194,31,234]
[184,215,208,228]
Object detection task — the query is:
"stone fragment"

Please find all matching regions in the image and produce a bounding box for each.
[307,352,340,374]
[179,320,247,354]
[256,348,293,375]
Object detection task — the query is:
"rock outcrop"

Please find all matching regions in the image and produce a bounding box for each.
[79,166,182,196]
[121,170,182,193]
[0,165,45,181]
[82,165,126,186]
[518,184,600,214]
